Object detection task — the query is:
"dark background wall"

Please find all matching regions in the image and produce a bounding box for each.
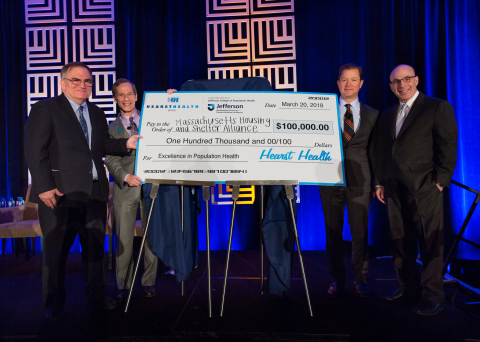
[1,0,479,255]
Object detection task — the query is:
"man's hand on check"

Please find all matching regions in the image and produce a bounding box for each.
[126,135,143,149]
[126,174,142,187]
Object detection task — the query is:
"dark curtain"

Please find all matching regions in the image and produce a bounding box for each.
[1,0,479,253]
[0,0,28,202]
[114,0,208,105]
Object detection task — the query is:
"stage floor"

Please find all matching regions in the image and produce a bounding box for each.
[1,250,480,341]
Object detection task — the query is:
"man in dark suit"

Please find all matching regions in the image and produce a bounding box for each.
[374,64,458,315]
[105,79,158,301]
[319,64,379,298]
[24,62,141,322]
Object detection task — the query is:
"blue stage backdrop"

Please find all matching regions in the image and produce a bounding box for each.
[1,0,479,256]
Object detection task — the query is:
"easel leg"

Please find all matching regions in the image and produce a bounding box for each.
[260,185,264,295]
[202,186,212,317]
[108,233,113,270]
[181,185,184,296]
[125,183,160,313]
[285,185,313,317]
[220,185,240,317]
[443,193,480,274]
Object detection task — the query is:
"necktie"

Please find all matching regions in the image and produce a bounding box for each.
[129,116,138,136]
[343,104,355,142]
[77,105,89,142]
[396,103,408,136]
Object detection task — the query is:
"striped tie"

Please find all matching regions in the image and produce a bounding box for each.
[343,104,354,143]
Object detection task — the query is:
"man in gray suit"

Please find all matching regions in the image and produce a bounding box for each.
[319,64,379,298]
[105,78,158,301]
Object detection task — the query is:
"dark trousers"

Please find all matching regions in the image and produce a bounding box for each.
[387,181,444,303]
[38,181,107,310]
[319,186,370,284]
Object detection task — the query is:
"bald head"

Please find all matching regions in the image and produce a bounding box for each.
[389,64,419,103]
[390,65,415,82]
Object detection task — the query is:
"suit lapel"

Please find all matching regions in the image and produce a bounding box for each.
[389,104,399,141]
[397,92,425,138]
[346,103,369,144]
[350,103,368,142]
[112,116,131,139]
[59,94,90,149]
[87,101,98,151]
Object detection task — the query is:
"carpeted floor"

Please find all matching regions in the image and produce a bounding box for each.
[0,249,479,342]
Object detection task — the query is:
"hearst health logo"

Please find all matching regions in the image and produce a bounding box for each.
[146,96,198,109]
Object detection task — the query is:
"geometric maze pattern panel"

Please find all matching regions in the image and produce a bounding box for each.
[207,19,250,64]
[90,71,117,118]
[72,0,115,22]
[253,63,296,91]
[205,0,296,203]
[205,0,296,91]
[251,16,295,62]
[25,0,68,24]
[206,0,249,18]
[208,65,251,80]
[25,0,116,122]
[250,0,294,14]
[27,73,63,109]
[26,26,68,70]
[73,25,115,67]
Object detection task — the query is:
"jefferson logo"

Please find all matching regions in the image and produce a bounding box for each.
[168,97,179,102]
[208,104,215,111]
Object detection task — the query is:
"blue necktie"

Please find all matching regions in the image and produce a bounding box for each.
[78,105,89,142]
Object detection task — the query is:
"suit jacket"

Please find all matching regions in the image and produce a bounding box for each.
[320,102,379,193]
[24,93,129,205]
[374,92,458,198]
[105,111,142,203]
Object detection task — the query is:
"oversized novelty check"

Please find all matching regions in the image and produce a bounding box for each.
[135,91,345,185]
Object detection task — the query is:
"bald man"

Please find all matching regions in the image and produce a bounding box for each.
[374,65,458,315]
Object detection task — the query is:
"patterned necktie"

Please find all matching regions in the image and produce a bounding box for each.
[396,103,408,136]
[129,116,138,136]
[343,104,355,142]
[77,105,89,142]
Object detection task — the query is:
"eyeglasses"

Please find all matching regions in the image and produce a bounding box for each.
[390,76,416,86]
[64,78,93,87]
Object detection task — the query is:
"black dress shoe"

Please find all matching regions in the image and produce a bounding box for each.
[45,308,65,323]
[141,285,156,298]
[414,299,444,316]
[353,281,370,298]
[115,289,130,302]
[382,288,405,301]
[88,293,118,310]
[327,282,345,299]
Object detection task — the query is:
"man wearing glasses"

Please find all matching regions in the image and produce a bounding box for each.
[374,64,458,315]
[25,62,141,322]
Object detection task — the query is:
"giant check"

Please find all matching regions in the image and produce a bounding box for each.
[135,91,345,185]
